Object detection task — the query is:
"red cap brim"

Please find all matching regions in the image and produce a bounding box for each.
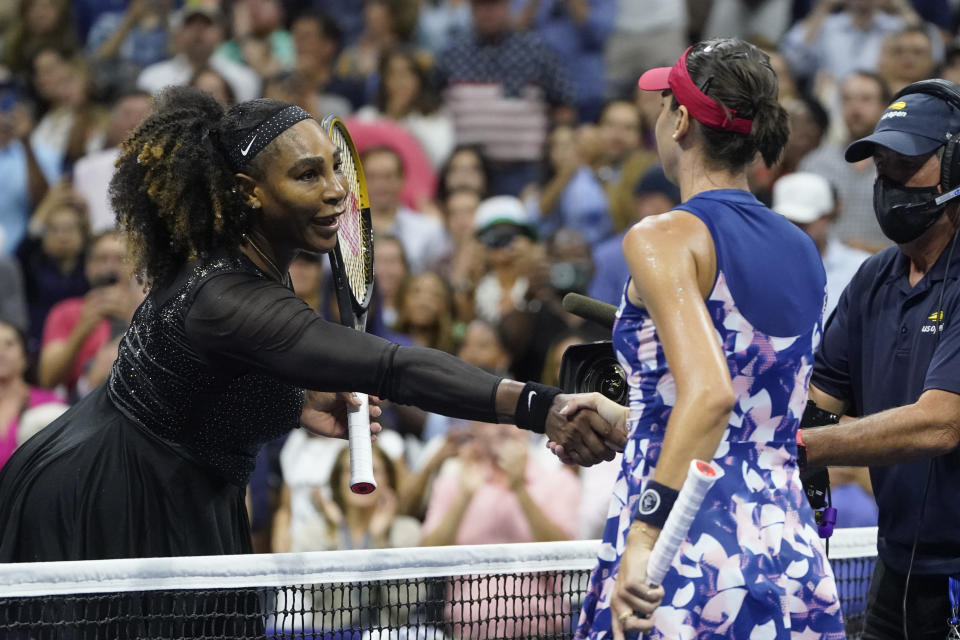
[637,66,672,91]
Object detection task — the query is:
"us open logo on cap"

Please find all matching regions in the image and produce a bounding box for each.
[880,100,909,120]
[881,110,908,121]
[638,488,661,515]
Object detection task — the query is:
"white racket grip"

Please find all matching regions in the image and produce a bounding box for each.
[646,460,721,586]
[347,393,377,494]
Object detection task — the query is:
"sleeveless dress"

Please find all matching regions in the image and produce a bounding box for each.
[575,190,846,639]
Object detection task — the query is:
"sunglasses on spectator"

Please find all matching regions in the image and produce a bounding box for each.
[477,226,523,249]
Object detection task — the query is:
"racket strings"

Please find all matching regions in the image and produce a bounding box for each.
[331,127,373,299]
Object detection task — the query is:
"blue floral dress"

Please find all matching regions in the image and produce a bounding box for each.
[575,190,846,640]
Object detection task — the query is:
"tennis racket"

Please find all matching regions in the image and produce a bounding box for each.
[321,115,377,495]
[646,460,721,586]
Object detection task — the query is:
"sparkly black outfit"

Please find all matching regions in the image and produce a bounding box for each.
[0,256,502,561]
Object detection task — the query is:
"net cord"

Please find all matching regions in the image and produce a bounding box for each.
[0,528,877,598]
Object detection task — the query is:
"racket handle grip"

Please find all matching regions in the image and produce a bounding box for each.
[646,460,720,586]
[348,393,377,494]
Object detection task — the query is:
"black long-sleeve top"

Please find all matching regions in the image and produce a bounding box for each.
[107,255,502,485]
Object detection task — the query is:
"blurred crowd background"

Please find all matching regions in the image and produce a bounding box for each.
[2,0,953,554]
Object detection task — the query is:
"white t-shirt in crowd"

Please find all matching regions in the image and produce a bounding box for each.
[138,53,261,103]
[823,235,871,318]
[73,147,121,233]
[385,206,450,274]
[616,0,687,33]
[355,106,455,169]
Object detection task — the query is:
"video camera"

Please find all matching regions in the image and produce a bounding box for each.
[556,294,627,405]
[558,341,627,405]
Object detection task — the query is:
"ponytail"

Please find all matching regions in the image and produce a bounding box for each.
[674,39,789,172]
[752,95,790,168]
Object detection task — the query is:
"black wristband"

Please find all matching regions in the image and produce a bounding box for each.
[634,480,679,529]
[513,382,562,434]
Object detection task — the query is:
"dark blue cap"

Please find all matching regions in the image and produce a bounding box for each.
[845,92,960,162]
[633,165,681,204]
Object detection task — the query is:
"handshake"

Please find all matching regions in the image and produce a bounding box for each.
[544,392,630,466]
[540,294,629,466]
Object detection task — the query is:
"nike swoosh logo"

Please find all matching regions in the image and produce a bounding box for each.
[240,135,258,156]
[527,390,537,411]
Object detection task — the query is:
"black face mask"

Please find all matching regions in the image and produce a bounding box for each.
[874,174,946,244]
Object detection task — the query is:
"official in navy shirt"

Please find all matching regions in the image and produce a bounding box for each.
[803,80,960,640]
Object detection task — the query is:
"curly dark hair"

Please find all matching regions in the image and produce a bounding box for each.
[110,87,297,288]
[674,39,790,171]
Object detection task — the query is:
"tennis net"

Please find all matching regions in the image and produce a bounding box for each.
[0,527,877,639]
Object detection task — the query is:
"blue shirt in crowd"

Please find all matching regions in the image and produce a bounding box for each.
[314,0,365,45]
[511,0,614,122]
[86,10,169,69]
[436,29,575,106]
[416,0,472,53]
[0,141,62,258]
[813,244,960,576]
[72,0,128,42]
[588,231,628,306]
[529,166,612,246]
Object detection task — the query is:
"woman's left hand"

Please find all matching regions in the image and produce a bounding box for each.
[300,391,382,439]
[610,527,665,640]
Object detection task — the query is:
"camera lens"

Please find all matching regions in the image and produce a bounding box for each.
[559,341,629,407]
[582,359,627,405]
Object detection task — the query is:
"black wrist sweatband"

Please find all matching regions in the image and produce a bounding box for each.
[513,382,561,434]
[634,480,679,529]
[798,400,838,473]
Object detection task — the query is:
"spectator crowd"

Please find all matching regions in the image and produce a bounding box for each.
[8,0,960,556]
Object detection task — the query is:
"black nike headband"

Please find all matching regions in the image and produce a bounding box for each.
[226,105,314,172]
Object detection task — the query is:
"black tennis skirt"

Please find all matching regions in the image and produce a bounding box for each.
[0,384,252,562]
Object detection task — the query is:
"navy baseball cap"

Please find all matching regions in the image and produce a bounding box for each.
[845,92,960,162]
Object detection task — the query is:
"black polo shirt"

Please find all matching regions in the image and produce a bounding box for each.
[813,243,960,575]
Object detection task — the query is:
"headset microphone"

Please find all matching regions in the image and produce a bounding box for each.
[889,186,960,217]
[936,187,960,208]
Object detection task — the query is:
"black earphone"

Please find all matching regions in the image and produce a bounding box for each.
[887,78,960,640]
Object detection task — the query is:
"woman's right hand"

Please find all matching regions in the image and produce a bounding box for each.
[300,391,383,439]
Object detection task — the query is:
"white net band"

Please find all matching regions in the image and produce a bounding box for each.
[0,529,877,598]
